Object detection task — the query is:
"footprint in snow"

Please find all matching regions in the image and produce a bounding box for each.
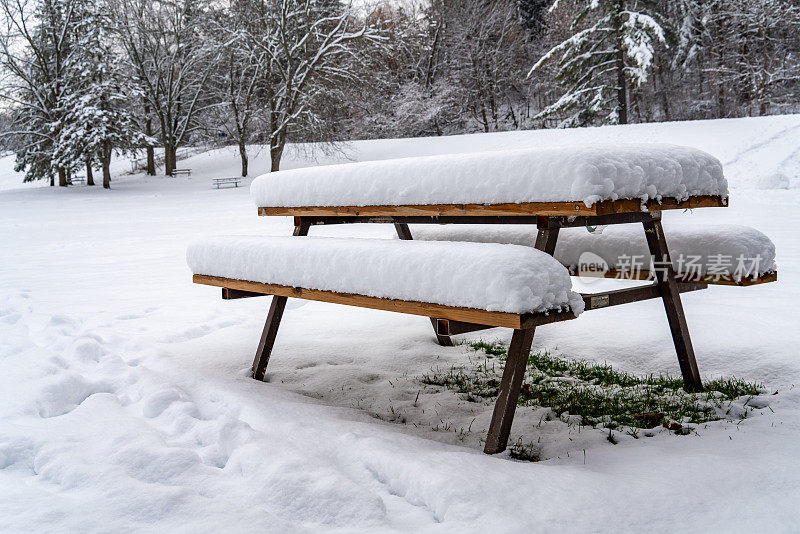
[48,315,75,327]
[0,312,21,325]
[69,338,109,363]
[159,318,245,343]
[36,373,116,418]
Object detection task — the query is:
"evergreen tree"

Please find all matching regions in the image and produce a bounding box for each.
[528,0,666,126]
[1,0,78,185]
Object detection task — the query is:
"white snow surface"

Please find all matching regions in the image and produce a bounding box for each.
[187,235,584,315]
[250,143,727,208]
[2,115,800,532]
[409,223,777,278]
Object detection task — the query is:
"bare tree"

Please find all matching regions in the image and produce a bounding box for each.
[239,0,384,171]
[205,7,265,177]
[430,0,531,133]
[114,0,217,175]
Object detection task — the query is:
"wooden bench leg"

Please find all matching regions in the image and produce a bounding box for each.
[394,222,453,347]
[484,327,536,454]
[251,220,311,381]
[642,215,704,392]
[252,296,288,381]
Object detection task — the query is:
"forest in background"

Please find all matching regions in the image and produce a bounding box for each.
[0,0,798,186]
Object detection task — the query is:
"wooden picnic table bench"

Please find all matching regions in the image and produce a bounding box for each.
[212,176,243,188]
[191,144,777,454]
[171,168,191,177]
[67,175,86,185]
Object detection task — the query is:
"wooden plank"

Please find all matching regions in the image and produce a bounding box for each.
[260,202,598,217]
[484,328,536,454]
[571,268,777,286]
[257,195,727,218]
[596,195,727,215]
[194,274,577,329]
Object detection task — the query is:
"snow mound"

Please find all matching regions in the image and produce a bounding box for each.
[250,144,727,208]
[409,224,776,278]
[187,236,584,315]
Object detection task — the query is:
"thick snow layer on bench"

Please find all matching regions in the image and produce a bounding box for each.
[187,236,584,315]
[250,144,727,208]
[409,224,776,278]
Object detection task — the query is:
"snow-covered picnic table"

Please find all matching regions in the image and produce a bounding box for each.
[190,144,777,455]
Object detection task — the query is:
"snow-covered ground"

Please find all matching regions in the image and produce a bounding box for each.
[1,115,799,532]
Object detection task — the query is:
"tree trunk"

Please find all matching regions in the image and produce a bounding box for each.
[58,167,67,187]
[164,144,175,176]
[50,174,54,187]
[102,141,112,189]
[239,140,248,177]
[86,160,95,186]
[170,145,177,174]
[616,47,628,125]
[657,61,671,122]
[145,105,156,175]
[146,146,156,175]
[270,140,284,172]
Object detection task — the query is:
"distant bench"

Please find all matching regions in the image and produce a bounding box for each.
[67,175,86,185]
[171,169,191,177]
[213,177,243,189]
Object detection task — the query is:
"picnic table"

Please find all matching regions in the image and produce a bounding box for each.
[212,176,243,188]
[190,144,777,454]
[171,168,191,177]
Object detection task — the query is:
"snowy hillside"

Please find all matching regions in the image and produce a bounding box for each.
[1,116,799,532]
[2,114,799,192]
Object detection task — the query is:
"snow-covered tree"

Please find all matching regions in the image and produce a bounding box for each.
[113,0,216,175]
[54,0,142,188]
[0,0,78,185]
[528,0,666,126]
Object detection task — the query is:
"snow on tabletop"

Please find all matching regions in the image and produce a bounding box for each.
[187,236,584,315]
[250,144,727,208]
[409,223,777,278]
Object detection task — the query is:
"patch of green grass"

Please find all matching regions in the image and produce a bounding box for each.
[508,440,541,462]
[420,340,765,432]
[468,340,508,358]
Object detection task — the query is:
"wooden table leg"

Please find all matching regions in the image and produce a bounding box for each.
[535,216,560,255]
[484,327,536,454]
[394,222,454,347]
[642,214,704,392]
[252,220,311,381]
